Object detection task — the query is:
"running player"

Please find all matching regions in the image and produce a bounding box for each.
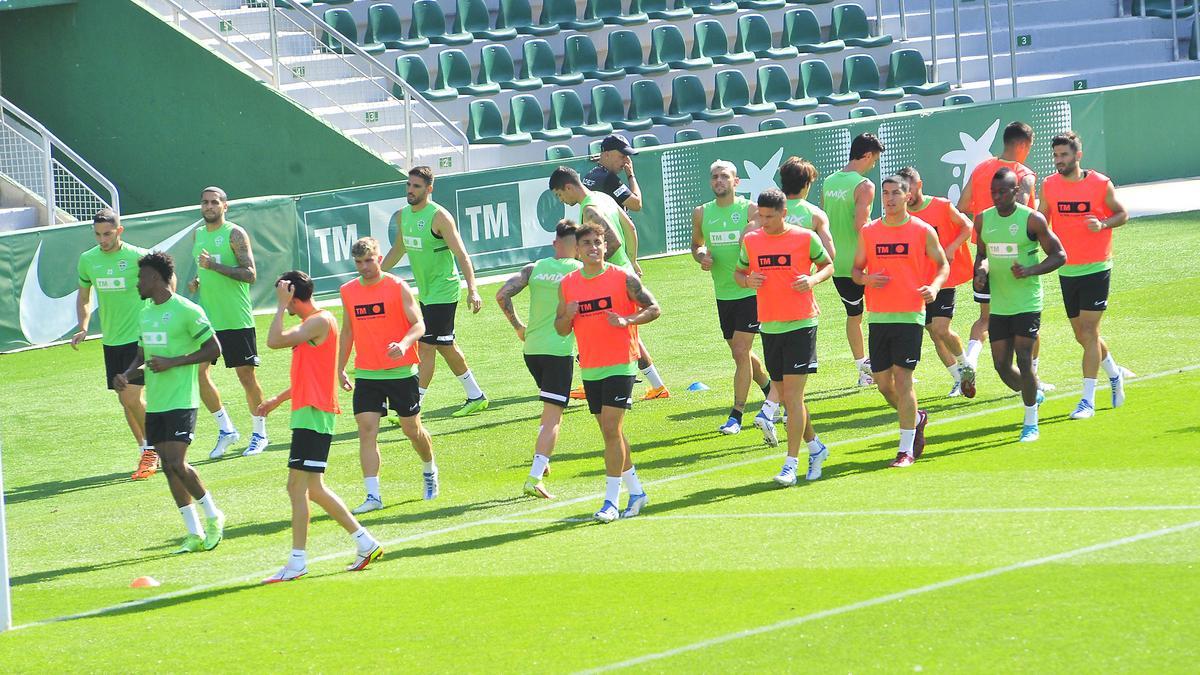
[735,188,833,483]
[555,222,661,523]
[974,168,1066,442]
[495,219,583,499]
[381,166,488,417]
[853,175,949,468]
[781,156,835,260]
[257,271,383,582]
[690,160,773,435]
[72,208,156,479]
[188,187,269,459]
[549,166,670,400]
[340,237,438,514]
[1039,131,1132,419]
[824,133,886,387]
[113,251,225,553]
[897,167,978,398]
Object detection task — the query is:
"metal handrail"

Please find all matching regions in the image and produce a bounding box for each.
[929,0,939,82]
[1007,0,1018,96]
[984,0,997,99]
[159,0,277,86]
[953,0,963,85]
[1171,2,1180,61]
[899,0,908,41]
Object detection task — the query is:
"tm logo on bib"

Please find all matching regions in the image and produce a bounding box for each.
[403,235,423,250]
[143,331,168,346]
[578,297,613,315]
[988,242,1019,257]
[95,277,127,291]
[757,254,792,268]
[709,231,741,246]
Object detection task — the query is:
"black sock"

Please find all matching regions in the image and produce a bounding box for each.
[729,408,744,423]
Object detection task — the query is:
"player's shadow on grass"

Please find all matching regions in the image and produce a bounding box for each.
[383,519,590,560]
[10,552,174,587]
[420,393,541,419]
[366,495,527,527]
[639,481,778,515]
[5,470,133,505]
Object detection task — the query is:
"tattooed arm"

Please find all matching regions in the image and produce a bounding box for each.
[606,272,661,328]
[495,263,534,341]
[199,225,257,284]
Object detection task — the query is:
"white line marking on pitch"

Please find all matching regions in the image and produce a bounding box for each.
[577,519,1200,674]
[11,365,1199,631]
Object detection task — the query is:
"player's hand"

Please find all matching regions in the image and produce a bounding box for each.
[112,373,128,391]
[468,289,483,314]
[623,156,634,175]
[386,340,411,360]
[945,252,955,265]
[515,325,526,342]
[275,279,294,306]
[70,329,87,350]
[340,370,353,391]
[745,271,767,288]
[1085,216,1105,233]
[198,249,213,269]
[698,253,713,271]
[255,397,282,417]
[791,275,813,293]
[918,285,937,303]
[187,277,200,293]
[863,273,890,288]
[1011,261,1031,279]
[632,261,644,277]
[973,267,988,291]
[564,301,580,320]
[146,356,174,372]
[605,311,630,328]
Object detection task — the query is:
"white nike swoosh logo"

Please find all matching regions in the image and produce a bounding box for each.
[19,222,197,345]
[906,359,917,363]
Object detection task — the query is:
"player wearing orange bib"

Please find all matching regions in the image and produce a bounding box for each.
[257,271,382,582]
[556,223,662,523]
[1039,131,1132,420]
[853,176,949,468]
[338,237,437,514]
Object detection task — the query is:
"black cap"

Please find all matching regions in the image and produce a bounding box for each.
[599,134,637,156]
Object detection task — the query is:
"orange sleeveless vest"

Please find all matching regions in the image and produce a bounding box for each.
[911,197,972,288]
[741,227,821,323]
[861,216,936,314]
[560,265,640,370]
[1042,170,1114,265]
[339,274,420,371]
[291,310,341,414]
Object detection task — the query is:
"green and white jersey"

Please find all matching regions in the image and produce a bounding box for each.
[138,294,214,413]
[581,191,631,269]
[77,242,148,345]
[700,197,756,301]
[397,201,462,305]
[823,170,868,277]
[192,222,253,330]
[785,197,819,231]
[981,204,1043,315]
[523,256,583,357]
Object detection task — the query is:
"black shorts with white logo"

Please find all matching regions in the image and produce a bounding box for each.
[289,428,332,473]
[761,326,818,382]
[104,342,144,390]
[353,375,422,417]
[869,322,924,371]
[418,302,457,346]
[716,296,760,340]
[524,354,574,407]
[833,277,865,317]
[583,375,636,415]
[146,408,198,446]
[212,327,260,368]
[974,275,990,303]
[1060,269,1111,319]
[989,312,1041,342]
[924,287,958,325]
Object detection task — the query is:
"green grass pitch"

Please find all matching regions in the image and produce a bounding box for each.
[0,213,1198,671]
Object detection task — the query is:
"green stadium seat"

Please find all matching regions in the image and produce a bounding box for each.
[587,0,650,26]
[804,111,834,125]
[893,100,924,112]
[677,0,738,16]
[736,14,799,61]
[550,89,614,136]
[481,45,542,91]
[410,0,473,46]
[669,74,735,122]
[509,94,572,141]
[738,0,784,10]
[758,117,788,131]
[468,100,531,145]
[497,0,561,36]
[801,59,859,105]
[717,123,746,136]
[607,30,669,75]
[754,63,817,111]
[322,9,385,55]
[783,8,845,54]
[436,49,501,96]
[849,106,877,118]
[1136,0,1197,19]
[591,84,654,132]
[830,3,893,48]
[841,54,904,100]
[635,0,694,20]
[942,93,975,106]
[633,134,662,148]
[787,0,832,4]
[454,0,519,41]
[522,39,585,86]
[887,49,951,96]
[650,24,712,70]
[714,69,777,116]
[628,79,693,126]
[565,35,626,81]
[589,139,605,154]
[546,145,575,160]
[693,19,755,66]
[675,128,704,142]
[394,54,457,101]
[541,0,605,31]
[367,4,429,51]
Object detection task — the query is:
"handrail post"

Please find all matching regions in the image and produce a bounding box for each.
[1007,0,1018,97]
[41,136,56,224]
[875,0,883,35]
[984,0,996,100]
[267,4,281,89]
[899,0,908,40]
[952,0,963,85]
[929,0,939,82]
[1171,2,1180,61]
[403,87,414,170]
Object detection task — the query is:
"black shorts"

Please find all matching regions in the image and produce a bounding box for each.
[353,376,421,417]
[583,375,636,415]
[869,322,924,371]
[418,302,457,346]
[761,327,818,382]
[288,428,332,473]
[833,277,865,317]
[974,275,990,303]
[989,312,1041,342]
[212,327,260,368]
[716,296,760,340]
[146,408,198,446]
[1060,269,1111,319]
[104,342,144,389]
[924,287,958,325]
[524,354,573,407]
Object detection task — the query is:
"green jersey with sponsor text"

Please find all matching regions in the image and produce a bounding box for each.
[139,294,214,412]
[398,201,462,304]
[77,242,149,345]
[524,256,583,357]
[701,197,756,301]
[785,198,819,231]
[981,204,1043,315]
[192,222,253,330]
[581,191,631,269]
[823,170,867,277]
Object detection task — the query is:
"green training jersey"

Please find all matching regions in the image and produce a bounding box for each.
[77,242,149,345]
[138,294,214,413]
[981,204,1043,316]
[581,191,630,269]
[192,222,253,330]
[524,256,582,357]
[398,201,462,304]
[823,170,867,277]
[291,406,336,435]
[785,197,819,231]
[701,197,756,301]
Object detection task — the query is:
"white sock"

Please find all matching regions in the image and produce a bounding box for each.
[422,460,436,474]
[351,527,377,553]
[252,415,267,437]
[605,476,622,505]
[288,548,307,570]
[807,438,824,454]
[1100,354,1120,379]
[955,353,968,368]
[899,429,916,457]
[179,504,203,536]
[621,467,644,495]
[364,476,381,500]
[213,407,235,433]
[530,453,550,480]
[783,455,799,469]
[1024,404,1039,426]
[947,364,962,383]
[641,365,665,389]
[855,357,870,374]
[1082,378,1097,405]
[457,370,484,399]
[760,399,780,419]
[418,386,428,405]
[965,339,983,366]
[195,492,221,519]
